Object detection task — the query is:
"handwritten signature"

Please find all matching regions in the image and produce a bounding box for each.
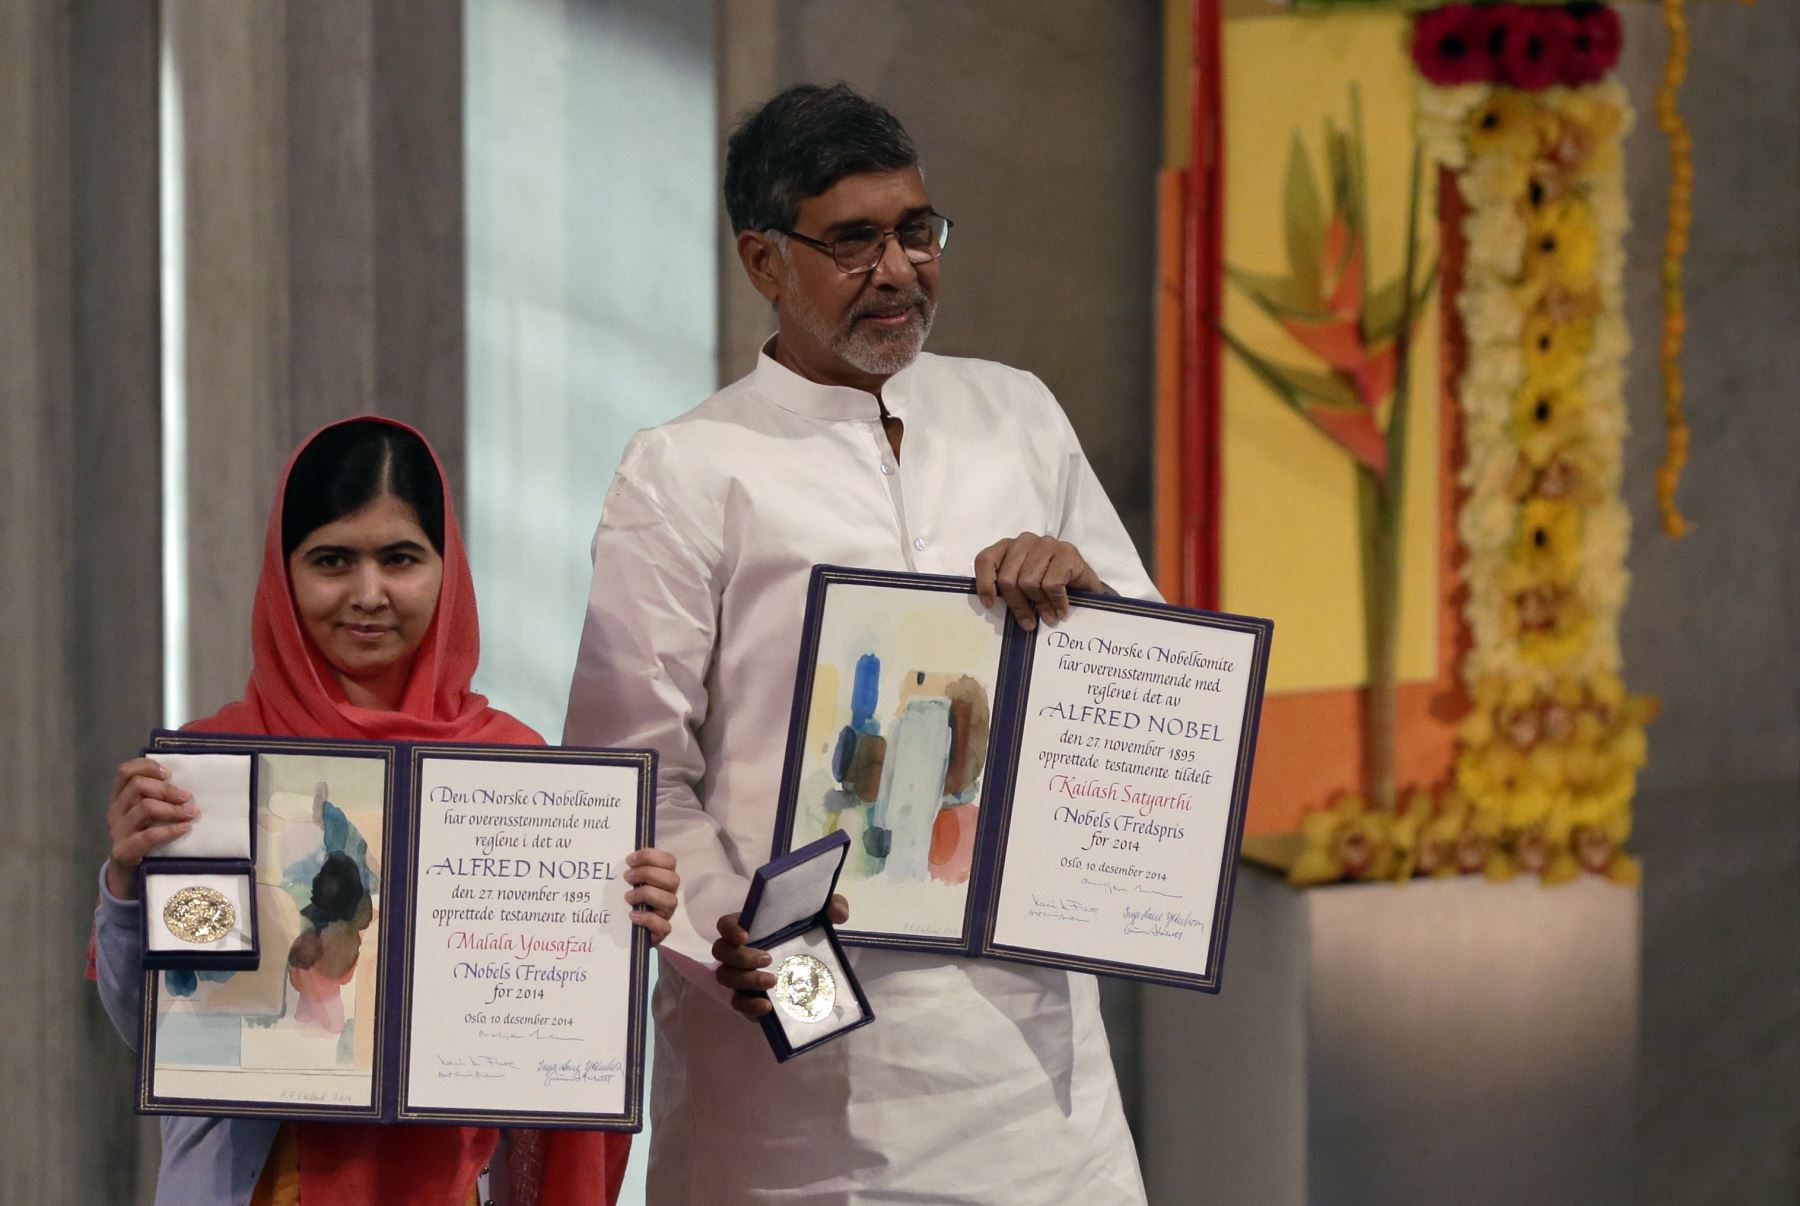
[436,1053,516,1080]
[477,1027,580,1044]
[1120,904,1206,941]
[1031,892,1100,916]
[1133,885,1186,901]
[538,1058,623,1088]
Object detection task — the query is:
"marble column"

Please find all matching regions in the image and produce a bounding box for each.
[167,0,466,718]
[0,0,162,1200]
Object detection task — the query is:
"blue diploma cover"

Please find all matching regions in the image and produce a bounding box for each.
[774,565,1274,993]
[134,730,655,1129]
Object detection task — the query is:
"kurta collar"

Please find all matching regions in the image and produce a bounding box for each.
[751,337,920,422]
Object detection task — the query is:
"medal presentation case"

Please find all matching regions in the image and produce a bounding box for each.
[774,565,1274,993]
[738,830,874,1062]
[136,730,654,1130]
[139,751,260,971]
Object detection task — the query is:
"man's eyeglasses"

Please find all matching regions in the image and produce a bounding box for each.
[775,212,953,275]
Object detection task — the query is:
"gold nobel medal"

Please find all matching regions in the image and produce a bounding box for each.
[771,952,835,1023]
[162,885,237,944]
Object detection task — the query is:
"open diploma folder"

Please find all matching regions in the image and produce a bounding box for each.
[774,566,1273,992]
[136,731,654,1129]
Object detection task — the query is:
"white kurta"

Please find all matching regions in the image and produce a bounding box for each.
[566,347,1154,1206]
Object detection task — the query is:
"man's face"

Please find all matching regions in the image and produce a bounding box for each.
[770,166,939,389]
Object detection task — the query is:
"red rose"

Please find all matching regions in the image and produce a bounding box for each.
[1413,5,1500,87]
[1563,5,1625,86]
[1500,5,1577,92]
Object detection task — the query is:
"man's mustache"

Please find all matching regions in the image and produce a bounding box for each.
[849,288,931,322]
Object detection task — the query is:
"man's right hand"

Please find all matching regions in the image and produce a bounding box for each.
[105,757,196,900]
[714,894,851,1021]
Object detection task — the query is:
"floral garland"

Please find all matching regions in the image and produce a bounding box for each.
[1291,3,1654,889]
[1654,0,1693,537]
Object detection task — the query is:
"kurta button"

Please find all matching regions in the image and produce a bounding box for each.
[912,537,927,551]
[880,463,895,476]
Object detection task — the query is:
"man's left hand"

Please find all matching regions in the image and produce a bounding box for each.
[974,532,1105,631]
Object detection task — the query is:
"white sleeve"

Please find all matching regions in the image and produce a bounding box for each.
[563,468,740,1008]
[1035,376,1161,603]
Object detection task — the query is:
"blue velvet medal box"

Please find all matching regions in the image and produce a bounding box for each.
[738,830,874,1062]
[137,751,261,972]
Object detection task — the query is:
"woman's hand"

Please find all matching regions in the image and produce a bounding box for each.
[105,757,196,900]
[624,848,680,947]
[712,894,850,1020]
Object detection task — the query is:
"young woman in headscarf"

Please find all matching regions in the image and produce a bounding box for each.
[90,417,679,1206]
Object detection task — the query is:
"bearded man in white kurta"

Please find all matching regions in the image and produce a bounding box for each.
[566,83,1153,1205]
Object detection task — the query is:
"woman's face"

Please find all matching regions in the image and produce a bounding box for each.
[287,494,444,691]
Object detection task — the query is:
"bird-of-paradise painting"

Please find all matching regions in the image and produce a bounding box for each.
[1220,83,1437,812]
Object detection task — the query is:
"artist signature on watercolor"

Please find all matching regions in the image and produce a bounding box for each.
[278,1087,357,1105]
[539,1058,623,1088]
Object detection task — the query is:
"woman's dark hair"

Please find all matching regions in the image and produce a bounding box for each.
[723,82,918,235]
[281,420,445,556]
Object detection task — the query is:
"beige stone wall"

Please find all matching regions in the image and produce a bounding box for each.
[1,1,161,1199]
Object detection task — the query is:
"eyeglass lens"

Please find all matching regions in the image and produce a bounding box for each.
[832,214,950,272]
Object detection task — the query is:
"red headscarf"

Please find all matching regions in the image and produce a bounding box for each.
[187,417,626,1206]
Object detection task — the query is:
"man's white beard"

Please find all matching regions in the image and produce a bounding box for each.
[785,268,935,378]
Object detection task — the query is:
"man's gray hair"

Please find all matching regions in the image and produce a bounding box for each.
[724,83,919,235]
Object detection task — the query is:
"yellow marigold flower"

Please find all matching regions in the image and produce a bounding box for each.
[1538,101,1621,192]
[1415,811,1467,879]
[1465,92,1549,160]
[1573,711,1607,747]
[1459,708,1496,747]
[1512,826,1558,876]
[1524,199,1600,292]
[1291,807,1347,887]
[1522,314,1592,389]
[1589,670,1626,713]
[1335,810,1398,882]
[1502,675,1539,710]
[1551,676,1586,708]
[1463,151,1534,210]
[1607,851,1643,887]
[1504,783,1556,831]
[1519,604,1591,666]
[1554,91,1626,152]
[1527,745,1568,791]
[1543,849,1583,886]
[1289,844,1343,888]
[1562,745,1604,790]
[1454,745,1526,802]
[1610,727,1650,769]
[1514,498,1584,585]
[1510,382,1589,467]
